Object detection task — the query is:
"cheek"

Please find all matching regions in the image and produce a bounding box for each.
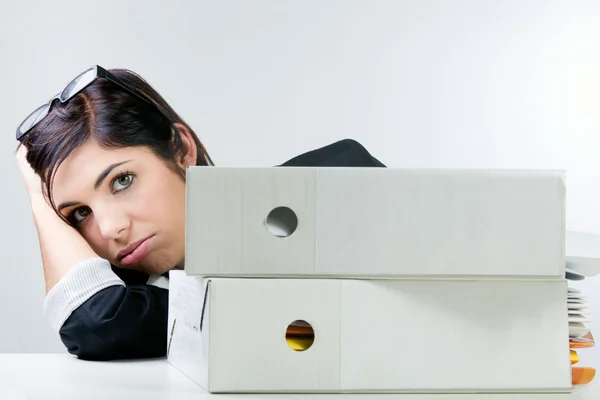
[120,175,181,221]
[145,176,186,220]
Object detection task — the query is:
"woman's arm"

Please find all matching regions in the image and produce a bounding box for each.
[58,279,169,360]
[16,145,98,293]
[32,208,169,360]
[30,194,99,292]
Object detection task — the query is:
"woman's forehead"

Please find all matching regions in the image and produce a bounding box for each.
[51,144,151,200]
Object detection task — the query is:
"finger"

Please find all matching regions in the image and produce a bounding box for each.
[15,144,28,163]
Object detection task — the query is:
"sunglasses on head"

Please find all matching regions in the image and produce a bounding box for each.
[15,65,165,141]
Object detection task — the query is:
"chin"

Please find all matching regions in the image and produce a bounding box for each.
[108,251,179,276]
[141,258,178,276]
[149,266,176,276]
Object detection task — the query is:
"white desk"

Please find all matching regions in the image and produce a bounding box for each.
[0,354,597,400]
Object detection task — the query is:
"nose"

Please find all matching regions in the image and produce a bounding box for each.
[94,205,131,240]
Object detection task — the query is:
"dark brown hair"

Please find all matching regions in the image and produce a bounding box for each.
[18,68,214,214]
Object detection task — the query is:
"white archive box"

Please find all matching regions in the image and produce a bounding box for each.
[185,167,566,278]
[167,270,572,394]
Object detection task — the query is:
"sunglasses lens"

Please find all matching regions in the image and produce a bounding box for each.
[17,103,50,138]
[60,67,97,101]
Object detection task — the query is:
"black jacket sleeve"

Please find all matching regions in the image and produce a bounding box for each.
[59,284,168,361]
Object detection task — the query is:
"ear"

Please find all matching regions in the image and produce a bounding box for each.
[173,123,198,168]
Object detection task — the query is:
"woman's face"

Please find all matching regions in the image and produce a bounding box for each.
[51,138,194,276]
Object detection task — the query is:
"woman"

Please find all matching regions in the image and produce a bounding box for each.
[15,65,385,361]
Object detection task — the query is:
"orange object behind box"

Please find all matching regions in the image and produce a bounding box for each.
[572,367,596,385]
[570,332,595,385]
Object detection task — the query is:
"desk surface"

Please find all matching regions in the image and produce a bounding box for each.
[0,354,597,400]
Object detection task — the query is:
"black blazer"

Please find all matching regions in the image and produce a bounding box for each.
[58,139,385,360]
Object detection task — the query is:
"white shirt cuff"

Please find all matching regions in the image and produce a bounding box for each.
[43,258,125,332]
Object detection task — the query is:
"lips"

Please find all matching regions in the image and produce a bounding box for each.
[117,235,155,266]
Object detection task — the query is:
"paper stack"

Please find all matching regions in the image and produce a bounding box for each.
[566,231,600,386]
[168,167,582,394]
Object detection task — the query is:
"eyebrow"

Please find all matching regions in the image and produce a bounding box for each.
[56,160,132,212]
[94,160,131,190]
[57,201,79,212]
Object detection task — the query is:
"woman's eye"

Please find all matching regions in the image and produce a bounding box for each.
[112,174,134,192]
[72,207,91,224]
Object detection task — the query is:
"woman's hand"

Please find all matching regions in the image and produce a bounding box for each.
[15,144,43,198]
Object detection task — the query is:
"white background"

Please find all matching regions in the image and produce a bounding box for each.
[0,0,598,367]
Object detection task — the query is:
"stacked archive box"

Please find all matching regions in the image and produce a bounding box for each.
[167,167,594,394]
